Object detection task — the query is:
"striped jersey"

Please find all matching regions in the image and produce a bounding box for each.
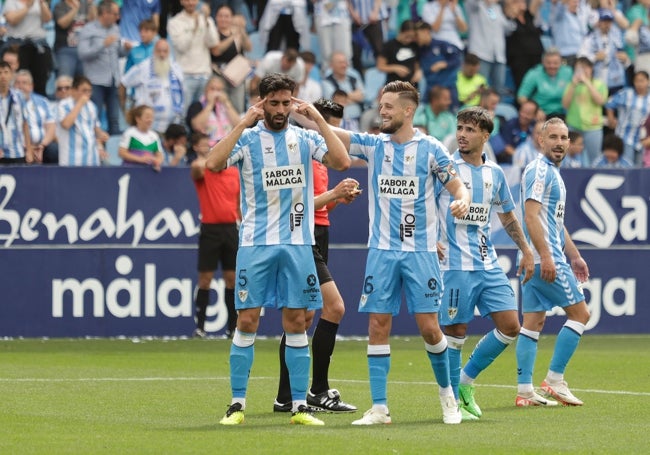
[520,154,567,264]
[24,93,54,146]
[56,97,102,166]
[0,89,27,159]
[226,120,327,247]
[349,129,456,252]
[437,152,515,271]
[605,87,650,149]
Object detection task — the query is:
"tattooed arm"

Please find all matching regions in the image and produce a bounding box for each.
[498,210,534,284]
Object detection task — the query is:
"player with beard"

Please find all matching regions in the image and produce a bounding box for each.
[206,73,351,426]
[436,107,536,421]
[515,117,590,407]
[121,39,185,134]
[330,80,471,425]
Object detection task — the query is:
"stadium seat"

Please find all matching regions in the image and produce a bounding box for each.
[105,135,122,166]
[246,31,265,62]
[496,102,518,122]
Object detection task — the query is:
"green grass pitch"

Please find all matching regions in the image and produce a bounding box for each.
[1,335,648,454]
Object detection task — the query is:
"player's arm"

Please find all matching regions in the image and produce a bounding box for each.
[293,97,350,171]
[443,176,470,219]
[564,226,589,282]
[190,157,206,181]
[314,178,361,211]
[206,99,263,171]
[524,199,555,282]
[498,210,534,284]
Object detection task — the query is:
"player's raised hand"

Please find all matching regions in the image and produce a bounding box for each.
[243,98,265,125]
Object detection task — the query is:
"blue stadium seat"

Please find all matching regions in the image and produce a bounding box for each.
[495,102,518,122]
[363,67,386,106]
[105,135,122,166]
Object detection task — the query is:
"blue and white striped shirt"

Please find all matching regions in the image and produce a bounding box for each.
[605,87,650,150]
[24,93,54,145]
[520,154,567,264]
[56,97,102,166]
[0,89,27,159]
[350,129,455,252]
[437,152,515,271]
[226,121,327,247]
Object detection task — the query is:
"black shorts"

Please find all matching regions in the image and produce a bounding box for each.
[197,223,238,272]
[313,224,333,285]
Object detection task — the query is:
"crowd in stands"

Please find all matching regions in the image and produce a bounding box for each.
[1,0,650,168]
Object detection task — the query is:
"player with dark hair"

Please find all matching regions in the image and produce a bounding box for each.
[438,106,535,420]
[207,73,351,426]
[274,97,360,414]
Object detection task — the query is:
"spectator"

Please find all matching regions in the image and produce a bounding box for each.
[322,51,366,132]
[562,56,607,164]
[297,51,322,103]
[605,70,650,164]
[496,99,539,164]
[504,0,544,90]
[0,61,30,164]
[641,113,650,167]
[396,0,426,26]
[14,69,57,164]
[53,74,73,101]
[517,47,573,119]
[124,18,159,75]
[53,0,97,78]
[118,0,160,44]
[465,0,515,98]
[549,0,590,68]
[313,0,352,65]
[456,53,488,107]
[416,20,462,105]
[168,0,219,112]
[513,119,544,168]
[413,85,456,141]
[121,38,185,135]
[3,0,54,96]
[56,75,109,166]
[592,133,634,167]
[161,122,189,165]
[250,48,304,98]
[625,15,650,75]
[210,5,251,113]
[258,0,310,52]
[186,75,240,146]
[376,19,421,85]
[562,130,584,167]
[1,44,20,78]
[421,0,467,53]
[118,104,164,170]
[578,8,629,96]
[349,0,389,75]
[78,0,132,136]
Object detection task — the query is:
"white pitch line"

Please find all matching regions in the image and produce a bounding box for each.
[1,376,649,397]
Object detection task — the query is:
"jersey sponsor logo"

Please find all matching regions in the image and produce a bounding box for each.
[555,201,565,221]
[399,214,416,241]
[454,202,490,226]
[290,202,305,231]
[378,175,418,199]
[262,164,306,191]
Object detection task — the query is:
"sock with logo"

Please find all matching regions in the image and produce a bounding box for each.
[549,320,585,375]
[516,327,540,385]
[195,288,209,331]
[368,345,390,406]
[463,329,514,381]
[310,318,339,395]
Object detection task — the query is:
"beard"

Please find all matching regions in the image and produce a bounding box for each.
[153,57,171,78]
[264,111,288,131]
[380,119,401,134]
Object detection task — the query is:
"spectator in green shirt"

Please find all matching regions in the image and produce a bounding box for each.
[413,85,456,141]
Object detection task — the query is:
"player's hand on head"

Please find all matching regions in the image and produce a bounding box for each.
[244,98,265,125]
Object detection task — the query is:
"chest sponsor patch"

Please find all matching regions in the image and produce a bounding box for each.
[454,202,490,226]
[262,164,306,191]
[378,175,419,199]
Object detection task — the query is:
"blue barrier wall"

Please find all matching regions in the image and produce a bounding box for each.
[0,166,647,337]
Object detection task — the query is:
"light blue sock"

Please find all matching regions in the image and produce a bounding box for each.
[549,321,585,375]
[446,336,465,400]
[230,330,256,398]
[426,338,450,388]
[464,329,513,380]
[516,328,539,385]
[285,333,310,402]
[368,345,390,406]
